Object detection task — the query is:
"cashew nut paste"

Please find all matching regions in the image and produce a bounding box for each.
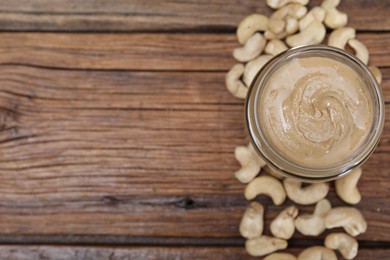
[260,56,373,167]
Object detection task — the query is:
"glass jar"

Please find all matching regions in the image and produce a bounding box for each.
[246,45,384,182]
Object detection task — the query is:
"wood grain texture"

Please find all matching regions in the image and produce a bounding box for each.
[0,0,388,31]
[0,246,388,260]
[0,33,389,71]
[0,1,387,259]
[0,65,389,241]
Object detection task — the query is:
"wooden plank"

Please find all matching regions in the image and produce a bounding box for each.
[0,0,388,31]
[0,66,389,241]
[0,246,387,260]
[0,33,389,71]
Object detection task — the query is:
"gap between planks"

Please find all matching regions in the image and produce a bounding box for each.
[0,29,388,34]
[0,235,388,249]
[0,63,389,73]
[0,63,232,73]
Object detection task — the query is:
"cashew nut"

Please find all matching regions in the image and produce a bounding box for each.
[369,66,382,84]
[324,8,348,29]
[322,0,348,29]
[243,55,274,86]
[321,0,341,9]
[245,175,286,205]
[348,38,369,65]
[299,7,326,31]
[297,246,337,260]
[265,30,288,40]
[335,167,362,204]
[270,205,299,239]
[235,143,267,183]
[245,236,288,257]
[237,14,269,44]
[265,39,288,55]
[325,207,367,236]
[286,20,326,47]
[269,18,286,34]
[283,179,329,205]
[233,33,267,62]
[240,202,264,239]
[272,4,308,20]
[267,0,309,9]
[286,17,299,34]
[325,233,359,260]
[265,4,307,40]
[295,199,332,236]
[225,64,247,99]
[264,253,297,260]
[328,27,355,49]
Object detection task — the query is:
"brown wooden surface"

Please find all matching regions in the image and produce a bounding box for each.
[0,33,389,70]
[0,0,388,31]
[0,0,389,259]
[0,246,388,260]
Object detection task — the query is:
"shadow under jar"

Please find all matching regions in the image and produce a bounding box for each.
[246,45,384,182]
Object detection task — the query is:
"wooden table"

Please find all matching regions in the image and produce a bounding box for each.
[0,0,388,259]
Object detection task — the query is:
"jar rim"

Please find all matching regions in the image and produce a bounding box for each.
[245,45,385,182]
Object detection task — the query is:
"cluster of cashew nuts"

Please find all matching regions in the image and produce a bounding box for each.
[225,0,382,99]
[238,154,365,259]
[225,0,381,259]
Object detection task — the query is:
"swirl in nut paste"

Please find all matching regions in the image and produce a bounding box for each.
[260,56,372,167]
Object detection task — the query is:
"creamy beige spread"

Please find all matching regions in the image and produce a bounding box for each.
[260,56,373,167]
